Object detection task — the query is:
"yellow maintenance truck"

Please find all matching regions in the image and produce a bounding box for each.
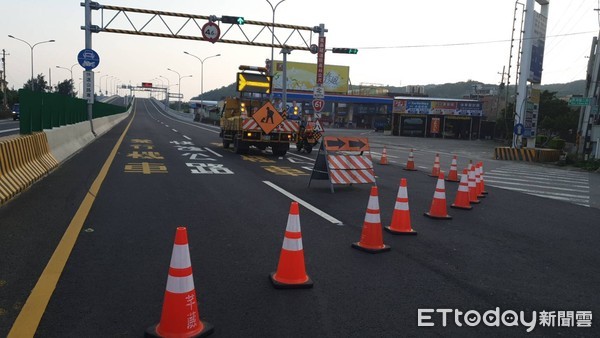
[219,66,299,155]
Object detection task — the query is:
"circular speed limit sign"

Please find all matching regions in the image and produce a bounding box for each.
[202,22,220,43]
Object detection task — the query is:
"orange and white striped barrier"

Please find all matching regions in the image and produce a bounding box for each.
[326,155,375,184]
[404,148,417,171]
[352,186,391,253]
[430,153,441,177]
[270,202,313,288]
[467,163,480,204]
[424,173,452,219]
[380,146,388,165]
[146,227,213,337]
[446,155,459,182]
[385,178,417,235]
[451,169,472,210]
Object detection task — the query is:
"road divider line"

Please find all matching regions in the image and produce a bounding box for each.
[8,104,137,337]
[263,181,344,226]
[183,135,192,140]
[0,128,19,134]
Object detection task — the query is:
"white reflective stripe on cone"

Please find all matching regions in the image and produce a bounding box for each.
[166,274,195,294]
[367,197,379,210]
[170,244,191,269]
[285,215,301,233]
[282,237,303,251]
[395,201,409,211]
[434,191,446,199]
[458,185,469,192]
[435,180,445,190]
[364,212,381,223]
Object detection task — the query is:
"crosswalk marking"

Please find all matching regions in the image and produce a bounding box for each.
[485,164,590,207]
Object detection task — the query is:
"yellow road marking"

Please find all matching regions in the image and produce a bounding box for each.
[8,106,137,337]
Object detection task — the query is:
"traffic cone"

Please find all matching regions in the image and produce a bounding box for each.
[146,227,214,338]
[446,155,460,182]
[475,163,485,198]
[270,201,313,289]
[385,178,417,235]
[424,173,452,219]
[380,146,389,165]
[352,186,391,253]
[479,162,489,195]
[451,169,473,210]
[403,148,417,171]
[467,163,480,204]
[430,153,440,177]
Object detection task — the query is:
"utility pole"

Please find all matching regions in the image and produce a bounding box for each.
[578,35,600,159]
[83,0,97,136]
[1,49,8,110]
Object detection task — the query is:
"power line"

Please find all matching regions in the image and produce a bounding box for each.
[357,30,597,50]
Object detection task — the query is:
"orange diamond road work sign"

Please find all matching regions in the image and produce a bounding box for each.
[253,102,283,134]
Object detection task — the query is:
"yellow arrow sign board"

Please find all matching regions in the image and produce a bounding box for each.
[237,72,271,93]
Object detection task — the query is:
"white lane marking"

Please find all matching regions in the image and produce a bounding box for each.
[263,181,344,226]
[172,129,178,133]
[183,135,192,140]
[484,178,589,193]
[147,99,219,134]
[0,128,19,134]
[204,147,222,157]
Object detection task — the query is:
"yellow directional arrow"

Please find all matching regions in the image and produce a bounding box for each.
[237,73,271,93]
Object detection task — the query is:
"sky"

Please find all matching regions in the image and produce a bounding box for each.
[1,0,600,101]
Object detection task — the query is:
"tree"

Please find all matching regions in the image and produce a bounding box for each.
[538,90,578,142]
[24,74,48,92]
[55,79,76,97]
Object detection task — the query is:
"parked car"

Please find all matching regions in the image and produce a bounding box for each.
[12,103,20,121]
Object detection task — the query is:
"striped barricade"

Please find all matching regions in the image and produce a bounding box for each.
[309,136,376,193]
[0,132,58,205]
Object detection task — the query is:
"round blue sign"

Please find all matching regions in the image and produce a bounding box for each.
[513,123,524,136]
[77,48,100,71]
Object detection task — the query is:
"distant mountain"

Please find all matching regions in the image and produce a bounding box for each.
[194,80,587,101]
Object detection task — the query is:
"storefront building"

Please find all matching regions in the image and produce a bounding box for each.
[392,97,483,139]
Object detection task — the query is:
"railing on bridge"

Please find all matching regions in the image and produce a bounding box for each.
[18,89,129,134]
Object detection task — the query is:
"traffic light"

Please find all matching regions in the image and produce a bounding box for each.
[221,15,245,25]
[332,48,358,54]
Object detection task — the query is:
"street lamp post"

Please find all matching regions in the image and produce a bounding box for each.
[266,0,285,101]
[167,68,192,111]
[184,51,220,121]
[160,75,170,108]
[8,35,55,90]
[100,74,109,95]
[55,63,78,82]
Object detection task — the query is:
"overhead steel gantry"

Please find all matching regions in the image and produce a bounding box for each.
[86,3,321,52]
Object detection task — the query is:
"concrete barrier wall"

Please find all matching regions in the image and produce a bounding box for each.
[0,99,133,206]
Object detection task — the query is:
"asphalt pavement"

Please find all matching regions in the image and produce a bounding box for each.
[1,98,599,337]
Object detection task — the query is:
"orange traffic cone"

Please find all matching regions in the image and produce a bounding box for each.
[385,178,417,235]
[451,169,472,210]
[404,148,417,171]
[424,173,452,219]
[467,163,480,204]
[270,201,313,289]
[352,186,391,253]
[430,153,441,177]
[380,146,389,165]
[479,162,488,195]
[475,163,485,198]
[446,155,459,182]
[146,227,214,338]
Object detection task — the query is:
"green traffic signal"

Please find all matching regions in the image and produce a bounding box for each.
[332,48,358,54]
[221,15,245,25]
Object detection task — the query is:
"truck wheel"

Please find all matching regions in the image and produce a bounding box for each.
[233,138,248,154]
[272,144,287,156]
[296,142,303,152]
[305,145,313,154]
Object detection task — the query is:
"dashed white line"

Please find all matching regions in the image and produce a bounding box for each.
[183,135,192,140]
